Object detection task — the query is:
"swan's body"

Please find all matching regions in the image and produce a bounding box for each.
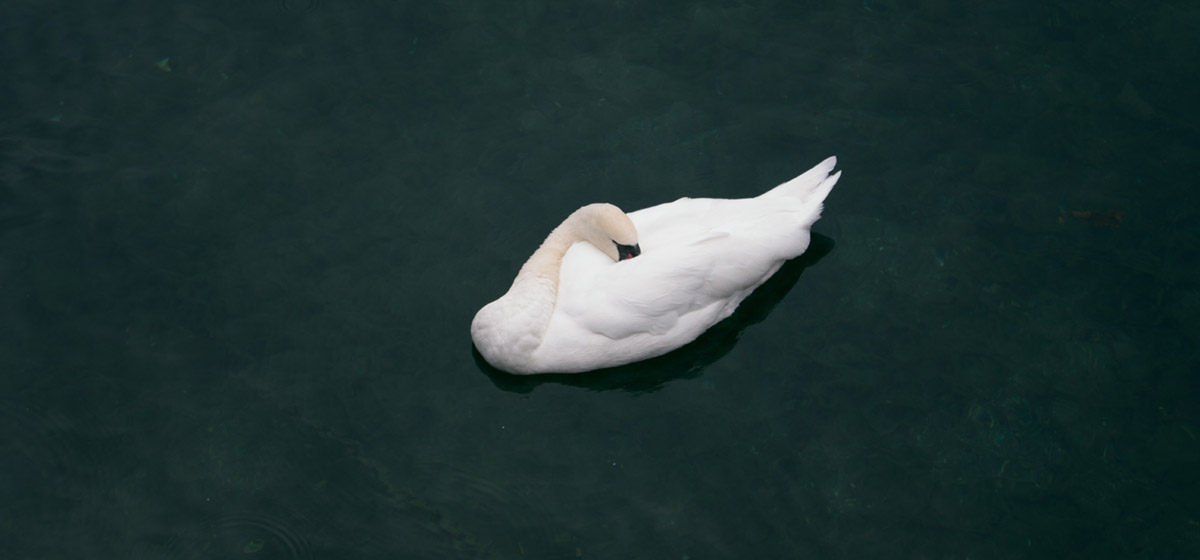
[472,157,840,374]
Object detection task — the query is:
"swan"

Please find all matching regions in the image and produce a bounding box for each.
[471,156,840,375]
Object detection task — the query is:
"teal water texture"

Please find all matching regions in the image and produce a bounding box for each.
[1,0,1197,558]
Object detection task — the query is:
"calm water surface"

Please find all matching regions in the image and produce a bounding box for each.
[2,1,1197,558]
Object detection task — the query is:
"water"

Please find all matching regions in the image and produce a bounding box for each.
[2,1,1197,558]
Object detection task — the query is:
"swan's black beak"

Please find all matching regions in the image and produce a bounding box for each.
[616,243,641,261]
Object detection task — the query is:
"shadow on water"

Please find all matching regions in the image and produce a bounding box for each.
[477,233,835,394]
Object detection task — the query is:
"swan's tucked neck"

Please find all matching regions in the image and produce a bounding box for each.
[472,203,637,373]
[513,221,578,291]
[490,204,635,361]
[509,203,635,295]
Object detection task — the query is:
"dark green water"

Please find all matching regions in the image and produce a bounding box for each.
[2,1,1197,558]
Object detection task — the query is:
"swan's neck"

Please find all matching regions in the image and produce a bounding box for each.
[481,224,579,370]
[512,222,577,294]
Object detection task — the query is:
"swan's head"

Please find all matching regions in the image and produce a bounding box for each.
[575,203,640,262]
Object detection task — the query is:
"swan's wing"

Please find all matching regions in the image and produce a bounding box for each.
[555,187,829,343]
[556,205,767,341]
[555,240,722,340]
[534,159,839,371]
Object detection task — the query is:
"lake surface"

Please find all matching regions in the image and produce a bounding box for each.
[2,1,1197,558]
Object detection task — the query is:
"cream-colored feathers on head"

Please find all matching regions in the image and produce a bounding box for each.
[511,203,636,282]
[575,203,639,262]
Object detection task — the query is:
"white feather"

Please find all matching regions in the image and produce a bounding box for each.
[472,157,840,374]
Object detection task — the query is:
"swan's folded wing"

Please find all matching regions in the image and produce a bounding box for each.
[556,235,735,341]
[555,193,814,344]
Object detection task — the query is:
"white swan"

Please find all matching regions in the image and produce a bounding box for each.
[471,156,840,374]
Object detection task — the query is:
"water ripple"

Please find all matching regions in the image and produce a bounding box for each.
[158,508,315,560]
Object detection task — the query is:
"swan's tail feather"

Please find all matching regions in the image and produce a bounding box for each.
[759,156,839,201]
[808,170,841,216]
